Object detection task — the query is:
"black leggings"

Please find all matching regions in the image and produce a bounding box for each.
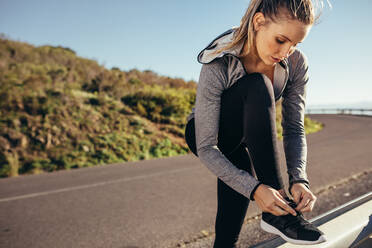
[184,73,284,248]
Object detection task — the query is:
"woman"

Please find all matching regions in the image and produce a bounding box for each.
[184,0,330,247]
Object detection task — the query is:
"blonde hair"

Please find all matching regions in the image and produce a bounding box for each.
[212,0,332,57]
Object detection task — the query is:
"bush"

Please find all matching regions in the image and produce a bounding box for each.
[0,36,323,178]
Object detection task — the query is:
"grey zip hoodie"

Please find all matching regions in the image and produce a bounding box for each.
[186,27,310,200]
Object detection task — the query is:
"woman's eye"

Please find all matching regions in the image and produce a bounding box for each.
[276,39,285,44]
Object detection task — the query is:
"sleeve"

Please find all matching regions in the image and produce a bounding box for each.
[195,60,262,201]
[281,50,311,191]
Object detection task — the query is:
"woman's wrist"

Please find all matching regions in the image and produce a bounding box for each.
[289,180,310,193]
[250,182,264,201]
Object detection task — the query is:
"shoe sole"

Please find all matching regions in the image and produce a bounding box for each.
[260,219,327,245]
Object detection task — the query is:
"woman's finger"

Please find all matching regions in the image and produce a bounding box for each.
[295,194,310,211]
[301,198,316,212]
[270,204,291,216]
[275,197,297,216]
[300,202,312,212]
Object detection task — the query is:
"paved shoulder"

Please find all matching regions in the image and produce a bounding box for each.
[0,114,371,248]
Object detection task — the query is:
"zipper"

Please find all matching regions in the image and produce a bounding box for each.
[275,60,289,100]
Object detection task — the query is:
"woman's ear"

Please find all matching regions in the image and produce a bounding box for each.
[253,12,266,31]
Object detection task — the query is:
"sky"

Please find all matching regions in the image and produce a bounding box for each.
[1,0,371,107]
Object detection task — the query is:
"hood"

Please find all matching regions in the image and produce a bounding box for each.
[197,27,243,64]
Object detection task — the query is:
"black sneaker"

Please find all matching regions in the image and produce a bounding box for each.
[260,197,327,245]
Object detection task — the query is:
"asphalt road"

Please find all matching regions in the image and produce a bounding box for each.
[0,114,371,248]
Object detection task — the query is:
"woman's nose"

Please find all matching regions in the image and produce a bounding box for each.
[280,47,294,60]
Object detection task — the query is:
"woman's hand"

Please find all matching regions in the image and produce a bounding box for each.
[290,183,317,213]
[253,184,297,216]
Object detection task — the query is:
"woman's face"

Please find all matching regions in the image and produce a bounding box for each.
[253,12,312,66]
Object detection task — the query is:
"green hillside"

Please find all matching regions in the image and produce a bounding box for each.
[0,34,322,178]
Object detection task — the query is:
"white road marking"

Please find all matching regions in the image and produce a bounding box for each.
[0,166,196,203]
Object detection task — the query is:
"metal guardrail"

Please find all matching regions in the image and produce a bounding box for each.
[252,191,372,248]
[306,108,372,116]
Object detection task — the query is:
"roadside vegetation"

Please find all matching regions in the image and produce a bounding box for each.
[0,34,323,178]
